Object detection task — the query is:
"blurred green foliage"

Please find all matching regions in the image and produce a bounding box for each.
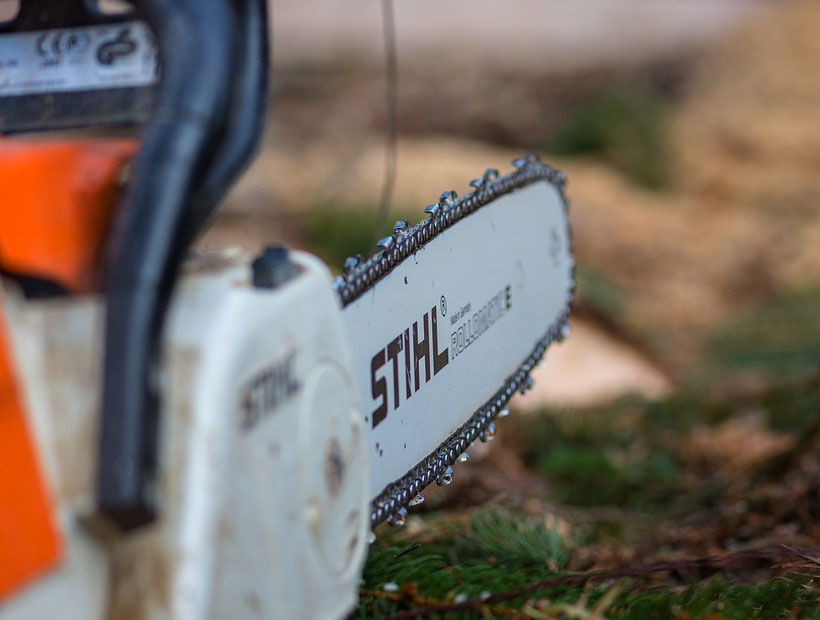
[614,577,820,620]
[301,204,383,271]
[760,380,820,435]
[513,399,684,512]
[709,283,820,381]
[574,265,626,318]
[513,378,818,514]
[301,203,416,272]
[548,88,669,190]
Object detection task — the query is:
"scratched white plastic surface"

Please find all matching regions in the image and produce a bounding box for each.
[0,252,368,620]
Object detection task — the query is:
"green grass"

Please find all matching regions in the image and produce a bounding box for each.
[356,518,820,619]
[759,380,820,435]
[574,265,627,319]
[352,382,820,620]
[356,508,576,618]
[709,283,820,381]
[354,374,820,616]
[613,577,820,620]
[362,509,570,591]
[452,509,571,570]
[510,379,820,515]
[300,203,416,271]
[548,88,669,190]
[508,398,690,512]
[355,355,819,617]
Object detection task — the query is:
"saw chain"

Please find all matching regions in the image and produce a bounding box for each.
[332,154,575,529]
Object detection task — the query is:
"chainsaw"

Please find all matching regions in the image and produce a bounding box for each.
[0,2,574,619]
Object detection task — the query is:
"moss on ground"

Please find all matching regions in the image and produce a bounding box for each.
[356,377,820,618]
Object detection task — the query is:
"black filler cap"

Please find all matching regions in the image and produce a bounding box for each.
[252,246,301,289]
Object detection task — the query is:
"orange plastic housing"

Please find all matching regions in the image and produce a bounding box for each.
[0,300,61,598]
[0,138,136,597]
[0,138,137,293]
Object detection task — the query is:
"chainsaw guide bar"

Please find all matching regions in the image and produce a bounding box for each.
[333,154,575,529]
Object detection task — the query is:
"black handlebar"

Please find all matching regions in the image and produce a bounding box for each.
[96,0,236,529]
[97,0,270,529]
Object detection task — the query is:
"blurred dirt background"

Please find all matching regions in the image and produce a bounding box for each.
[199,0,820,615]
[209,0,820,398]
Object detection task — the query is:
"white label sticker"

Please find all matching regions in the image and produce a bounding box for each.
[0,22,158,97]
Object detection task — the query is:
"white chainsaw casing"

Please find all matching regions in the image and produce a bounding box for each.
[0,250,369,620]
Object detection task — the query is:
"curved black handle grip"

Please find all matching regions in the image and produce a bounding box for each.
[186,0,269,241]
[97,0,269,529]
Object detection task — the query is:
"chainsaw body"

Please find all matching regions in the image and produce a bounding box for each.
[1,250,369,620]
[0,2,574,618]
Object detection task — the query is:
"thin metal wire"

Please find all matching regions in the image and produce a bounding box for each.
[372,0,398,248]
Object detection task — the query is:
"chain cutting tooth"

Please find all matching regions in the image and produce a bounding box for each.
[387,507,407,527]
[439,190,457,206]
[498,408,510,418]
[393,219,410,233]
[408,493,425,506]
[435,465,454,486]
[376,235,394,250]
[343,255,363,274]
[458,452,470,463]
[518,375,535,394]
[559,322,571,341]
[483,168,499,183]
[331,275,345,289]
[480,422,497,442]
[424,203,440,216]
